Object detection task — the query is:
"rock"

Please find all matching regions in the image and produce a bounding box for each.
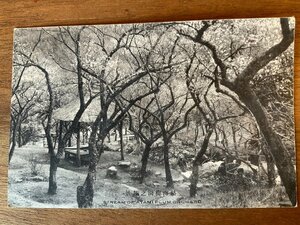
[275,176,282,185]
[108,166,117,171]
[31,176,45,182]
[201,161,223,173]
[118,161,131,168]
[14,178,23,183]
[106,166,118,179]
[178,183,190,190]
[155,171,162,176]
[203,183,213,188]
[181,171,192,180]
[238,162,258,174]
[153,182,160,187]
[173,175,184,182]
[125,143,135,154]
[197,183,204,189]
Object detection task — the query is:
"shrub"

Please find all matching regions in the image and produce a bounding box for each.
[28,153,43,176]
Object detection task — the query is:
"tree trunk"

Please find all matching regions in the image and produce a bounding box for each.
[48,155,58,194]
[9,123,18,163]
[194,122,199,146]
[57,121,63,149]
[18,123,22,147]
[190,160,199,197]
[163,139,173,188]
[107,132,111,143]
[236,85,296,205]
[76,124,81,167]
[119,121,124,161]
[77,129,104,208]
[266,156,276,188]
[68,137,72,147]
[77,143,98,208]
[114,129,117,141]
[47,134,57,194]
[190,127,213,197]
[260,142,276,187]
[140,144,151,183]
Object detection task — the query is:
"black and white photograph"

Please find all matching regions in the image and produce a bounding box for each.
[8,17,296,208]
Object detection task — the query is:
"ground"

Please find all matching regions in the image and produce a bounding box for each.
[8,142,288,208]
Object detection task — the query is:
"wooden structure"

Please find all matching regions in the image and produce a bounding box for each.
[52,99,134,165]
[65,145,90,165]
[53,99,100,166]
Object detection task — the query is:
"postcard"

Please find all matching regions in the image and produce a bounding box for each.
[8,17,296,208]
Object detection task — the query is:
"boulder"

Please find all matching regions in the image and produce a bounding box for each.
[14,177,23,183]
[153,182,160,187]
[118,161,131,168]
[29,176,45,182]
[181,171,192,180]
[173,175,184,182]
[106,166,118,179]
[155,171,162,176]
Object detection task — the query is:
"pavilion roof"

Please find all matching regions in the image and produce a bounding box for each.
[53,98,101,123]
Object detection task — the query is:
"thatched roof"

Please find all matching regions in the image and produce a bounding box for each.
[53,98,101,123]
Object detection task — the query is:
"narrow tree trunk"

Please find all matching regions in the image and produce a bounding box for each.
[266,156,276,188]
[8,143,16,163]
[236,85,296,205]
[107,132,111,143]
[190,127,213,197]
[68,137,72,147]
[18,123,22,147]
[76,123,81,167]
[194,122,199,146]
[190,160,199,197]
[58,120,63,149]
[119,121,124,161]
[140,144,151,183]
[47,135,57,194]
[77,143,98,208]
[163,139,173,188]
[48,155,58,194]
[9,122,18,163]
[77,132,104,208]
[77,168,96,208]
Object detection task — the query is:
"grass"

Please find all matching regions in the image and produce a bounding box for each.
[8,144,290,208]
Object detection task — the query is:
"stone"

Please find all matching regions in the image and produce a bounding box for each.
[155,171,162,176]
[173,175,184,182]
[197,183,204,189]
[181,171,192,180]
[14,178,23,183]
[118,161,131,168]
[30,176,45,182]
[153,182,160,187]
[106,166,118,178]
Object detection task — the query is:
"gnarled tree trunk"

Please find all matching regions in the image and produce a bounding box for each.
[190,127,213,197]
[48,155,58,194]
[77,140,100,208]
[9,118,19,163]
[236,85,296,205]
[140,143,151,183]
[163,138,173,188]
[77,111,105,208]
[119,121,124,161]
